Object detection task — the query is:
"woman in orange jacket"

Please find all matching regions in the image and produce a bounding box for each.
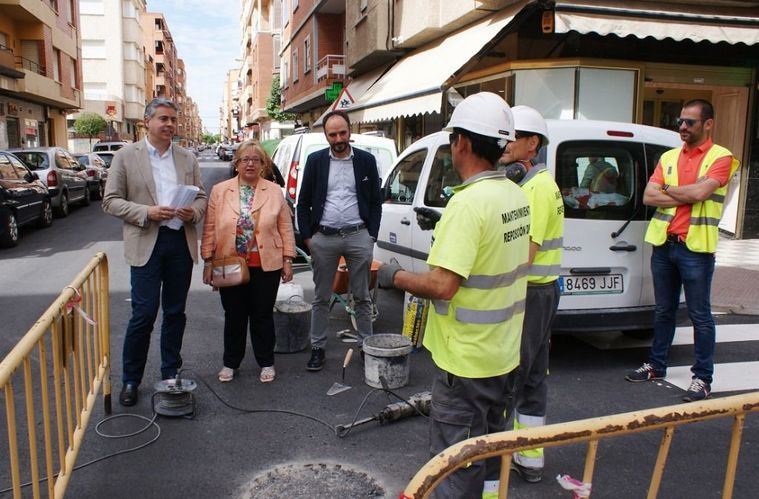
[201,140,296,383]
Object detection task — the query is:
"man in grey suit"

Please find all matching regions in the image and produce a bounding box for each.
[103,98,207,406]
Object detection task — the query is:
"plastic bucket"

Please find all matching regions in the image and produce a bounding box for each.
[362,334,413,389]
[273,296,311,353]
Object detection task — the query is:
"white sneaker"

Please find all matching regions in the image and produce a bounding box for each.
[218,367,234,382]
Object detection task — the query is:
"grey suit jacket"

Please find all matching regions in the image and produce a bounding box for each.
[102,139,207,267]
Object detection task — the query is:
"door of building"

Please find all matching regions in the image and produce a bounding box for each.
[6,117,20,148]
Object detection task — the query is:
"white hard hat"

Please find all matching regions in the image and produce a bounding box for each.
[511,105,549,147]
[444,92,515,143]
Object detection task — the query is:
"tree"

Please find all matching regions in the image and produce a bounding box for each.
[266,75,297,122]
[74,113,107,149]
[202,133,220,144]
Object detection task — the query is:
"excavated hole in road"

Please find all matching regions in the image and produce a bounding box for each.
[239,462,386,498]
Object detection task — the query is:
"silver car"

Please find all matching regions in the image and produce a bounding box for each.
[9,147,90,217]
[74,152,108,200]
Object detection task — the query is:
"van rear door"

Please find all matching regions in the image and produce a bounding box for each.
[552,137,650,330]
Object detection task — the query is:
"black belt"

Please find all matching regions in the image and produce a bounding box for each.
[159,226,184,233]
[318,223,366,236]
[666,233,682,243]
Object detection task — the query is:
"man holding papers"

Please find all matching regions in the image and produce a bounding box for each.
[103,98,207,407]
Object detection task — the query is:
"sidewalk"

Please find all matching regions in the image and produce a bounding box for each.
[713,238,759,315]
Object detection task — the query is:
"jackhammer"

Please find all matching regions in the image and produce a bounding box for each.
[336,391,432,437]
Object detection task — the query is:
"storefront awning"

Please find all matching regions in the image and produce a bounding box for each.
[553,0,759,46]
[347,1,527,124]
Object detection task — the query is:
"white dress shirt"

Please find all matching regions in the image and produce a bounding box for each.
[145,137,178,227]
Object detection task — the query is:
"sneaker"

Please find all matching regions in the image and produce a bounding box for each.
[217,367,235,382]
[625,363,666,382]
[683,378,711,402]
[510,461,543,483]
[306,347,325,371]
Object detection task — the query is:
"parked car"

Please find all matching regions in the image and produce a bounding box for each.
[74,152,108,200]
[218,143,239,162]
[92,141,128,152]
[0,151,53,247]
[375,120,681,333]
[96,151,115,168]
[9,147,90,217]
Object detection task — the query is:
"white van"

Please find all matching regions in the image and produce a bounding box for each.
[375,120,681,333]
[271,132,398,243]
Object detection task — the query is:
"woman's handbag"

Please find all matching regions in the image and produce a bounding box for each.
[211,256,250,287]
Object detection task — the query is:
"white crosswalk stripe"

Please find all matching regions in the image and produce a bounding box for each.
[576,323,759,393]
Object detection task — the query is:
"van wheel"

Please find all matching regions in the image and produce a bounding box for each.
[55,192,69,218]
[38,199,54,228]
[622,329,654,340]
[0,211,19,247]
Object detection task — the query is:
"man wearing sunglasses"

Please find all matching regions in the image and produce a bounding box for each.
[378,92,531,497]
[626,99,739,402]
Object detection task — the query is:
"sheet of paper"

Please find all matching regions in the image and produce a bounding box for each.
[167,185,200,229]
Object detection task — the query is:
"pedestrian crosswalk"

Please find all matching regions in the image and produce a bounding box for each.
[577,323,759,394]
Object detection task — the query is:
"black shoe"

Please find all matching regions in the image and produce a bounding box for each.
[683,378,711,402]
[119,382,138,406]
[306,347,325,371]
[511,460,543,483]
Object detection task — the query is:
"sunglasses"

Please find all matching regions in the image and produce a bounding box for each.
[675,118,702,128]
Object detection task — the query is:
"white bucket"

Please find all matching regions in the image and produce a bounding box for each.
[362,334,413,389]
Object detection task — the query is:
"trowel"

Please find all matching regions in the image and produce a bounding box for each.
[327,348,354,396]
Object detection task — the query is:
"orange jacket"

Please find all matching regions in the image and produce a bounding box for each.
[201,177,296,271]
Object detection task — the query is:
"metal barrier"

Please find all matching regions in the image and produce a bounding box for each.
[0,253,111,498]
[401,391,759,498]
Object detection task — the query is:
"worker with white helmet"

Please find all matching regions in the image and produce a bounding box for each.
[497,105,563,485]
[378,92,531,496]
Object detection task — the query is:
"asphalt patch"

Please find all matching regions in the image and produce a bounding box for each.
[239,462,386,498]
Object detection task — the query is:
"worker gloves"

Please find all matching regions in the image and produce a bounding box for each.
[378,258,403,289]
[413,207,442,231]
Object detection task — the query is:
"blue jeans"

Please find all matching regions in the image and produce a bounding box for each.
[122,227,193,385]
[649,242,716,384]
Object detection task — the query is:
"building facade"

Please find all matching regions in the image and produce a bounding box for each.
[72,0,147,151]
[142,12,177,101]
[279,0,345,127]
[0,0,83,148]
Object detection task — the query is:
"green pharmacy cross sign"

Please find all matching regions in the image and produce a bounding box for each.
[325,82,344,103]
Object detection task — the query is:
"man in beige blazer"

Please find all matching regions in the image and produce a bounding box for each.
[103,98,207,406]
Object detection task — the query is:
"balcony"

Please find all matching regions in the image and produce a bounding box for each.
[316,55,345,82]
[15,55,46,76]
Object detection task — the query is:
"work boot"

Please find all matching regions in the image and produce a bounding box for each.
[511,460,543,483]
[307,347,325,371]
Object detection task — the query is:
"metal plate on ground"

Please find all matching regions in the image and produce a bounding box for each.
[239,463,385,498]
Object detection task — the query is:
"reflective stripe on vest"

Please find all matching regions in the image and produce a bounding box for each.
[462,263,529,289]
[540,236,563,250]
[529,263,563,277]
[433,298,526,325]
[644,144,739,253]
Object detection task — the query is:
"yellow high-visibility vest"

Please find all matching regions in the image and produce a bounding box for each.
[424,171,531,378]
[645,144,739,253]
[520,165,564,283]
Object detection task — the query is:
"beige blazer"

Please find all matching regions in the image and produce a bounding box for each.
[201,177,296,271]
[102,139,207,266]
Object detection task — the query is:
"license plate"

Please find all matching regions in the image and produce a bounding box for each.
[558,274,623,295]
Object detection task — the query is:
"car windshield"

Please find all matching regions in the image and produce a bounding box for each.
[99,154,114,167]
[13,152,49,171]
[76,155,90,166]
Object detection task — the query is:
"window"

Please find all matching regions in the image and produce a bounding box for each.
[281,60,289,87]
[52,49,61,82]
[55,150,71,169]
[577,68,635,122]
[303,36,311,74]
[292,48,299,82]
[424,145,457,208]
[8,155,31,179]
[282,0,290,26]
[82,40,106,59]
[384,149,427,204]
[69,57,77,88]
[272,35,281,70]
[0,154,18,179]
[555,141,644,220]
[293,0,299,11]
[514,68,575,120]
[80,0,104,15]
[0,32,7,49]
[66,0,75,23]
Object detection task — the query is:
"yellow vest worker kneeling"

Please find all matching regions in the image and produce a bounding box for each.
[378,92,531,497]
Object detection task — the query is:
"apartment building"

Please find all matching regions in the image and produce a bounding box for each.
[73,0,147,149]
[279,0,345,126]
[142,12,176,101]
[0,0,82,148]
[238,0,284,140]
[220,67,240,142]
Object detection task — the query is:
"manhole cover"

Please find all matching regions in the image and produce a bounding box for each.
[240,462,386,498]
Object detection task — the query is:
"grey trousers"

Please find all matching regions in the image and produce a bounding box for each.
[309,228,373,348]
[429,366,516,499]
